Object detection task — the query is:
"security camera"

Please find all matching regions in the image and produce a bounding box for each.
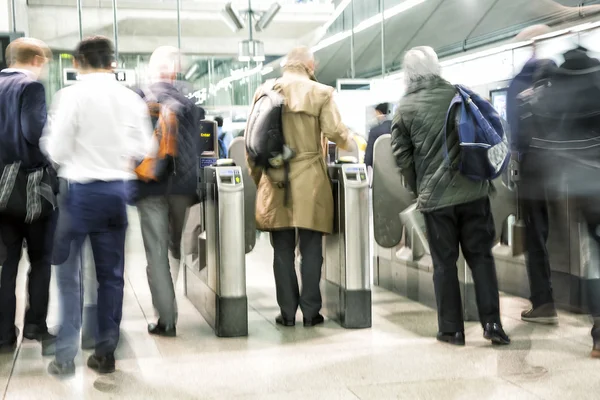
[255,3,281,33]
[222,2,245,32]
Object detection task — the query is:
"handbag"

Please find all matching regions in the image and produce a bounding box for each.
[0,162,58,223]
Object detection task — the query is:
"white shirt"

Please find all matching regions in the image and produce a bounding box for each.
[43,73,154,183]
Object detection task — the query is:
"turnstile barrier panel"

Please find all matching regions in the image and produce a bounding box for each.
[372,134,415,248]
[205,166,246,298]
[228,137,257,254]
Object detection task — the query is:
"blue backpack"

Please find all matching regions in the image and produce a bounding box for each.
[217,132,227,159]
[443,85,510,181]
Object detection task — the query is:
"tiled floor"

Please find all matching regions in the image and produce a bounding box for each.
[2,211,599,399]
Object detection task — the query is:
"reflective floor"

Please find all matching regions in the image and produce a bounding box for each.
[2,210,600,400]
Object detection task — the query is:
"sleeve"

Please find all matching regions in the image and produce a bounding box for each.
[43,89,77,166]
[390,112,417,193]
[20,81,48,146]
[364,127,377,168]
[320,90,353,152]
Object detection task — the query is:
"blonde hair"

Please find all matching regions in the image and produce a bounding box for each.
[514,25,551,42]
[5,38,51,66]
[403,46,441,86]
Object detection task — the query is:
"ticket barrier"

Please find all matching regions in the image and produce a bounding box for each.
[371,134,479,320]
[184,122,249,337]
[228,137,256,253]
[322,159,372,328]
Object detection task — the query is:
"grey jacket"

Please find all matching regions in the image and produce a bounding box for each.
[391,76,491,212]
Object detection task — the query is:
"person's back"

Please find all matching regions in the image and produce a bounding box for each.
[393,73,489,211]
[392,46,509,347]
[364,103,392,168]
[47,76,150,182]
[248,46,352,327]
[0,72,48,168]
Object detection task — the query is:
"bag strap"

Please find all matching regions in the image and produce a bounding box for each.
[442,86,464,165]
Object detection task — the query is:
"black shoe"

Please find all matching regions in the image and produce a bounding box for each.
[87,354,116,374]
[303,314,325,327]
[521,303,559,325]
[275,315,295,327]
[23,324,47,341]
[48,360,75,377]
[148,322,176,337]
[483,323,511,345]
[436,331,465,346]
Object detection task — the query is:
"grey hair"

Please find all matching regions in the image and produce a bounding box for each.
[149,46,181,78]
[403,46,441,86]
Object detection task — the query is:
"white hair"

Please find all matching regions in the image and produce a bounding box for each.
[149,46,181,80]
[403,46,441,86]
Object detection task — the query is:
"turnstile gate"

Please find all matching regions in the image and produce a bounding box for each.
[323,162,372,328]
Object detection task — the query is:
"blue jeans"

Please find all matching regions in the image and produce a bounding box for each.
[55,181,128,363]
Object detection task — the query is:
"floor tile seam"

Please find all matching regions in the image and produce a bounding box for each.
[498,375,546,400]
[2,345,22,400]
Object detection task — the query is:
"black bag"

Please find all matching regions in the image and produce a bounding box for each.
[245,80,294,203]
[0,162,57,223]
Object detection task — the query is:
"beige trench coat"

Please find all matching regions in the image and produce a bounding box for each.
[247,67,352,234]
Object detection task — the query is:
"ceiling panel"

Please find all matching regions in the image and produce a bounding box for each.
[314,37,354,84]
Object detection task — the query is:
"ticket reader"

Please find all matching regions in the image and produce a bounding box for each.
[185,160,248,337]
[322,160,372,328]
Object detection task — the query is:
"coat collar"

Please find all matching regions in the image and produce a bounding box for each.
[405,75,448,95]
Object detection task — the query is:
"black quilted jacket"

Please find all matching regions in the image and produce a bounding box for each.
[134,82,203,201]
[391,76,491,212]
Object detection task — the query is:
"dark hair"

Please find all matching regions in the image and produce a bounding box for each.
[74,36,114,70]
[214,116,224,127]
[375,103,389,115]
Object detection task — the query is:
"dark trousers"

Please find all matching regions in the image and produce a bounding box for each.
[521,197,554,307]
[0,212,56,344]
[423,197,501,333]
[55,181,127,360]
[271,229,323,320]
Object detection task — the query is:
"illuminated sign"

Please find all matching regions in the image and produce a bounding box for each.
[62,68,137,86]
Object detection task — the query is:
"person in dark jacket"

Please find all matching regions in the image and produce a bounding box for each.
[391,46,510,346]
[506,25,558,325]
[364,103,392,168]
[0,38,57,355]
[519,46,600,358]
[135,46,202,337]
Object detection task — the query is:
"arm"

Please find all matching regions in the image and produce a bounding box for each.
[21,81,48,146]
[390,113,417,193]
[320,90,352,151]
[44,90,77,166]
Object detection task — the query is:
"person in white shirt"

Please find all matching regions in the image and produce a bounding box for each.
[43,36,153,376]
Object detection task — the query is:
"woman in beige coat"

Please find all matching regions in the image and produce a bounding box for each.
[248,47,353,327]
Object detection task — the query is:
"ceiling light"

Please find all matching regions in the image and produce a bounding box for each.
[255,3,281,33]
[222,2,245,32]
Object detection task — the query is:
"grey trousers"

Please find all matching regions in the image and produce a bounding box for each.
[271,229,323,320]
[137,195,196,326]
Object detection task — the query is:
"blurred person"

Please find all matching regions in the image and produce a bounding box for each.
[517,45,600,357]
[364,103,392,168]
[0,37,57,355]
[44,36,153,376]
[506,25,559,324]
[134,46,203,338]
[215,116,233,158]
[391,46,510,346]
[247,46,353,327]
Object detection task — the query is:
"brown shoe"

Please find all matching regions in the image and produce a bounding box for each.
[592,341,600,358]
[521,303,558,325]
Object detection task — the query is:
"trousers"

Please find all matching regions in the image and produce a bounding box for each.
[271,229,323,320]
[55,181,128,362]
[137,195,196,326]
[423,197,501,333]
[0,211,56,344]
[521,197,554,307]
